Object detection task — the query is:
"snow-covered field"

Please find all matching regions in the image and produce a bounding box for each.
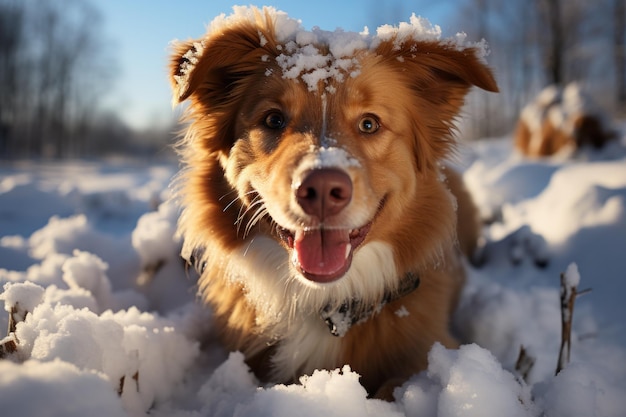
[1,129,625,416]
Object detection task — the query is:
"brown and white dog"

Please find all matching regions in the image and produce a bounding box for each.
[515,83,615,158]
[169,7,497,397]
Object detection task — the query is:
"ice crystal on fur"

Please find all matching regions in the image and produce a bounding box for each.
[375,13,442,46]
[276,40,361,91]
[311,146,361,169]
[207,6,301,44]
[203,6,490,92]
[395,305,410,317]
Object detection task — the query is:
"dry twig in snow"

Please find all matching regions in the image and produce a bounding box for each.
[556,263,591,375]
[515,345,536,382]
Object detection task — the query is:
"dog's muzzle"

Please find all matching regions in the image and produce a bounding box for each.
[277,168,373,283]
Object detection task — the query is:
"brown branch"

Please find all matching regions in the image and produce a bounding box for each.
[137,259,166,286]
[117,370,140,396]
[556,271,574,374]
[0,334,18,359]
[8,304,19,334]
[555,270,592,375]
[117,375,125,396]
[2,302,27,359]
[515,345,536,383]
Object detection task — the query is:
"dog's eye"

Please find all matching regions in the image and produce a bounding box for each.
[358,115,380,134]
[264,112,286,130]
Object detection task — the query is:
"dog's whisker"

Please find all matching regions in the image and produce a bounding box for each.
[233,194,260,225]
[242,236,255,257]
[218,188,239,202]
[234,201,248,231]
[248,208,268,235]
[223,197,241,213]
[235,195,267,238]
[244,206,268,238]
[223,189,258,213]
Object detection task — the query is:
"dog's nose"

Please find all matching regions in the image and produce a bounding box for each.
[296,169,352,220]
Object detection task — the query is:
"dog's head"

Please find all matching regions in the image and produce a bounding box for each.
[171,7,497,287]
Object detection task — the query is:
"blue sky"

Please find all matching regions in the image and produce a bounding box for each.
[98,1,456,131]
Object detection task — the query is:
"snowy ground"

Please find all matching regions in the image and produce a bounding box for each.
[1,130,625,416]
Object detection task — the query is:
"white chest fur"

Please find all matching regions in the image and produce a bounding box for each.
[224,237,398,380]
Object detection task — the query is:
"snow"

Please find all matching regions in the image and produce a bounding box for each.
[419,343,533,417]
[564,263,580,289]
[1,132,625,416]
[308,145,362,170]
[395,305,410,318]
[0,359,127,417]
[0,281,44,314]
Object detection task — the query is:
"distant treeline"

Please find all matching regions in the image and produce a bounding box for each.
[0,0,175,159]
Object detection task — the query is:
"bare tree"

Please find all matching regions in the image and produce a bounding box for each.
[27,0,114,157]
[616,0,626,111]
[0,0,116,158]
[0,0,25,157]
[539,0,564,85]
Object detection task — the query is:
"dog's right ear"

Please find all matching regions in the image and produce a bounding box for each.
[169,10,279,106]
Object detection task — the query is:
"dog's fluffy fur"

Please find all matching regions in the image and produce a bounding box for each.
[515,83,615,158]
[169,7,497,396]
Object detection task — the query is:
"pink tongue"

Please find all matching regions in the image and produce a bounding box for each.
[294,229,351,282]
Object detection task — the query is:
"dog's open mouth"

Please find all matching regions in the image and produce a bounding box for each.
[277,222,372,283]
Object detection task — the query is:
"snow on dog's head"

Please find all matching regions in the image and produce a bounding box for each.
[171,6,492,101]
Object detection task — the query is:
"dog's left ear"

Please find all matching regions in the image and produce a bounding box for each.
[374,38,498,169]
[376,38,498,99]
[376,38,498,111]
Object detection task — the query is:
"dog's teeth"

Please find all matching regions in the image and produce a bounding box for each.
[345,243,352,259]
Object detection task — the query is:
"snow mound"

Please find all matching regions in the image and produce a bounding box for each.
[397,343,533,417]
[0,359,127,417]
[1,278,199,414]
[184,352,396,417]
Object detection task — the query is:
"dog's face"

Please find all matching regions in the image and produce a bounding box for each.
[225,62,423,283]
[171,9,497,287]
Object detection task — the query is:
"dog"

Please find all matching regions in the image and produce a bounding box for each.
[515,83,615,158]
[169,6,497,398]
